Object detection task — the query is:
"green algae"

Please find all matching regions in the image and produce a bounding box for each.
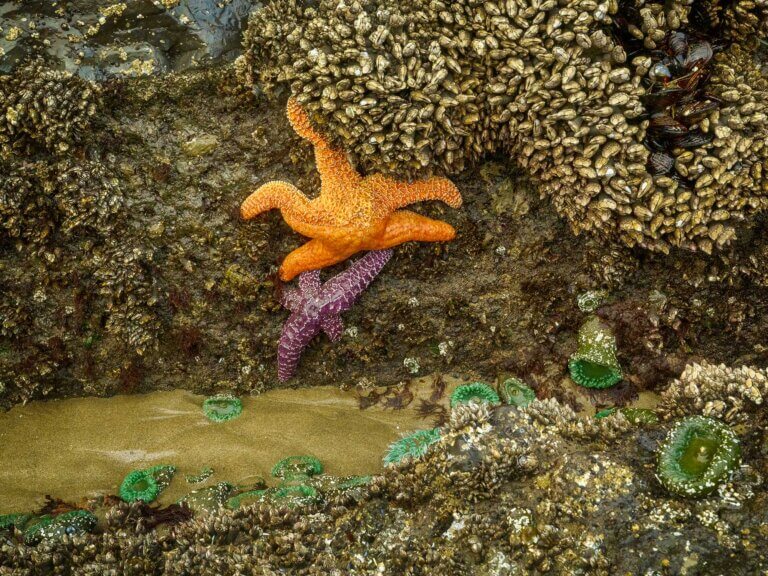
[656,416,741,498]
[450,383,501,407]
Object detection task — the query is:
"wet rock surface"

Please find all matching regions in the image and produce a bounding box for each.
[0,0,259,78]
[0,64,767,410]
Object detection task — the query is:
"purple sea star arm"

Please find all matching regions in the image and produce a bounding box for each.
[298,270,321,297]
[281,287,302,311]
[277,313,321,382]
[320,315,344,341]
[319,249,392,315]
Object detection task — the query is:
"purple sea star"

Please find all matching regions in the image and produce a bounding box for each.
[277,249,393,381]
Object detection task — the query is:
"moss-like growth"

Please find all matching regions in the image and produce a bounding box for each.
[450,382,501,408]
[271,456,323,480]
[384,428,442,467]
[568,316,623,389]
[656,416,741,498]
[23,510,97,545]
[119,464,177,503]
[499,378,536,408]
[202,394,243,422]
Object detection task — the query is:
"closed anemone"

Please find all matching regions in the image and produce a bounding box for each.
[656,416,741,498]
[202,394,243,422]
[449,382,501,407]
[499,378,536,407]
[383,428,442,466]
[568,316,623,389]
[621,407,659,424]
[23,510,97,545]
[271,485,321,506]
[271,456,323,480]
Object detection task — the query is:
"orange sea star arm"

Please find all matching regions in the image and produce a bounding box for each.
[366,174,463,212]
[279,239,354,281]
[369,209,457,249]
[286,98,360,194]
[241,180,311,221]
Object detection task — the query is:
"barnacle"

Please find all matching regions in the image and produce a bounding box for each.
[449,383,501,408]
[271,456,323,480]
[568,316,623,389]
[656,416,740,498]
[576,290,609,313]
[498,378,536,408]
[202,394,243,422]
[119,465,177,503]
[383,427,442,466]
[23,510,97,545]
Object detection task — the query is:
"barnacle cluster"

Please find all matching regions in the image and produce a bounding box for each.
[658,361,768,425]
[242,0,768,252]
[0,59,100,157]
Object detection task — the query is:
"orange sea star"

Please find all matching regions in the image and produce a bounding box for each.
[241,98,463,281]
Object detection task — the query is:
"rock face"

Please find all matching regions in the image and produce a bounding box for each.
[241,0,768,253]
[1,371,766,574]
[0,63,766,409]
[0,0,260,79]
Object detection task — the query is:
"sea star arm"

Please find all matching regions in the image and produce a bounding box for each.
[366,174,463,211]
[281,286,302,311]
[278,313,321,381]
[320,315,344,341]
[286,98,360,193]
[279,239,353,282]
[368,210,456,249]
[241,180,311,221]
[320,250,393,315]
[298,270,321,297]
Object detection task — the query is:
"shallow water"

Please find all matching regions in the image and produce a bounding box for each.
[0,384,442,514]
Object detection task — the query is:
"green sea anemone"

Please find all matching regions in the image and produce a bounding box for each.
[119,464,177,503]
[23,510,97,545]
[449,382,501,408]
[185,467,214,484]
[576,290,608,313]
[271,456,323,480]
[621,407,659,425]
[568,316,623,389]
[225,489,269,510]
[384,428,442,467]
[656,416,741,498]
[202,394,243,422]
[178,482,235,513]
[499,378,536,408]
[271,485,321,507]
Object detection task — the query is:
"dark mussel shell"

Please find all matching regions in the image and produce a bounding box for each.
[649,113,689,136]
[667,32,689,58]
[679,99,719,124]
[684,40,713,70]
[648,151,675,175]
[674,129,713,148]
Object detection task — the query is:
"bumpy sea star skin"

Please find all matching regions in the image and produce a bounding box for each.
[241,98,462,281]
[277,249,392,381]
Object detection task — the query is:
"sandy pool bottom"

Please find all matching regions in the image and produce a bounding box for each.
[0,383,445,514]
